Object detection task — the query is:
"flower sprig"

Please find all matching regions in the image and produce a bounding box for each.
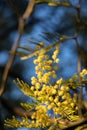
[5,43,87,129]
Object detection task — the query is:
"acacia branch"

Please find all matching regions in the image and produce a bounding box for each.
[7,0,21,18]
[75,1,83,117]
[61,118,87,130]
[0,0,35,96]
[0,97,33,117]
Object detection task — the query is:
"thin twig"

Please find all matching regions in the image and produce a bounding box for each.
[7,0,21,18]
[61,118,87,130]
[75,0,83,117]
[75,37,83,117]
[0,0,35,96]
[0,97,33,117]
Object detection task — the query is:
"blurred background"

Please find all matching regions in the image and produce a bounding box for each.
[0,0,87,130]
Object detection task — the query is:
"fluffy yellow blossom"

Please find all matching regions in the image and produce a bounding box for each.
[31,77,37,85]
[55,58,60,63]
[43,65,52,70]
[52,89,57,94]
[57,102,61,107]
[30,86,35,91]
[58,90,64,96]
[49,96,53,101]
[70,102,75,108]
[56,78,63,85]
[54,97,59,103]
[33,59,38,64]
[35,82,41,89]
[48,105,52,110]
[80,69,87,78]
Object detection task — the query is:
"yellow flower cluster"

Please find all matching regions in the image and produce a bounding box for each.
[33,52,58,84]
[5,43,87,129]
[29,45,79,127]
[31,105,51,128]
[80,69,87,78]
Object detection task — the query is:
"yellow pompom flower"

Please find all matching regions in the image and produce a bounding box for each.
[35,82,41,89]
[56,78,63,85]
[49,96,53,101]
[58,90,64,96]
[55,58,60,63]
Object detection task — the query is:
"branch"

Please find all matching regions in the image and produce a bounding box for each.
[0,66,24,80]
[0,97,33,117]
[74,0,83,117]
[0,0,35,96]
[35,0,71,7]
[61,118,87,130]
[7,0,21,18]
